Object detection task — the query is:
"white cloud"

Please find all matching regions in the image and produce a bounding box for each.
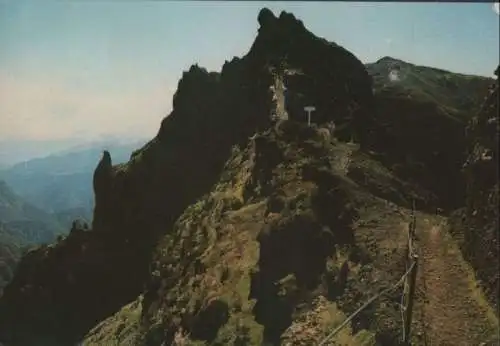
[0,72,174,141]
[493,3,500,15]
[384,38,393,45]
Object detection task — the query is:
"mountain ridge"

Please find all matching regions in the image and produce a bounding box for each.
[371,55,496,78]
[0,7,497,346]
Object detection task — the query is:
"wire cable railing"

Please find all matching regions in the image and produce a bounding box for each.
[318,261,416,346]
[318,200,419,346]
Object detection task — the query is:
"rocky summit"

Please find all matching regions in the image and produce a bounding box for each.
[0,8,497,346]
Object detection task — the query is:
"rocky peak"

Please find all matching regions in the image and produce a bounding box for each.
[159,8,374,145]
[256,8,305,36]
[251,9,374,141]
[257,7,275,27]
[375,56,406,65]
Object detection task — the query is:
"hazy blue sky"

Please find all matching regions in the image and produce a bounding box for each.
[0,1,499,144]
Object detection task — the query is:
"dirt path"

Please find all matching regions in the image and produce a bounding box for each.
[413,216,498,346]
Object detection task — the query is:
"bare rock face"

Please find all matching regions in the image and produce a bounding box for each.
[92,151,112,192]
[458,66,499,308]
[257,7,276,28]
[92,150,112,229]
[248,9,374,142]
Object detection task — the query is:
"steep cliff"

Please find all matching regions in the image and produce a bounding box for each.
[450,67,499,310]
[365,58,493,211]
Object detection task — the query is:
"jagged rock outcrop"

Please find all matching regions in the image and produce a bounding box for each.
[451,66,499,309]
[0,8,374,346]
[248,9,375,143]
[92,150,112,230]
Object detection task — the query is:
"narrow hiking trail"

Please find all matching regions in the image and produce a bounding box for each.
[413,215,499,346]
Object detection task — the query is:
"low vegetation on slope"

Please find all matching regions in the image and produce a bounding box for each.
[365,58,493,211]
[83,121,429,345]
[366,56,492,121]
[0,223,22,294]
[0,180,66,294]
[0,180,64,244]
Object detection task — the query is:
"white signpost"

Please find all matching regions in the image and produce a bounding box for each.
[304,106,316,126]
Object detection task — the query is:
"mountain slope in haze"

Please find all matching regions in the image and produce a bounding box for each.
[0,8,496,346]
[0,180,64,294]
[450,66,499,310]
[0,138,91,168]
[0,180,64,244]
[0,140,146,226]
[4,140,146,175]
[0,223,22,294]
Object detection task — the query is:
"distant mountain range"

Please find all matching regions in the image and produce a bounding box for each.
[0,139,146,225]
[0,136,146,167]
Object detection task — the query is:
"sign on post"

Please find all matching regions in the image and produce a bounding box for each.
[304,106,316,126]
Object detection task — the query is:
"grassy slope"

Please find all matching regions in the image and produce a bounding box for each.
[366,57,492,121]
[83,119,498,346]
[82,122,457,345]
[0,180,64,244]
[362,58,492,213]
[0,180,65,294]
